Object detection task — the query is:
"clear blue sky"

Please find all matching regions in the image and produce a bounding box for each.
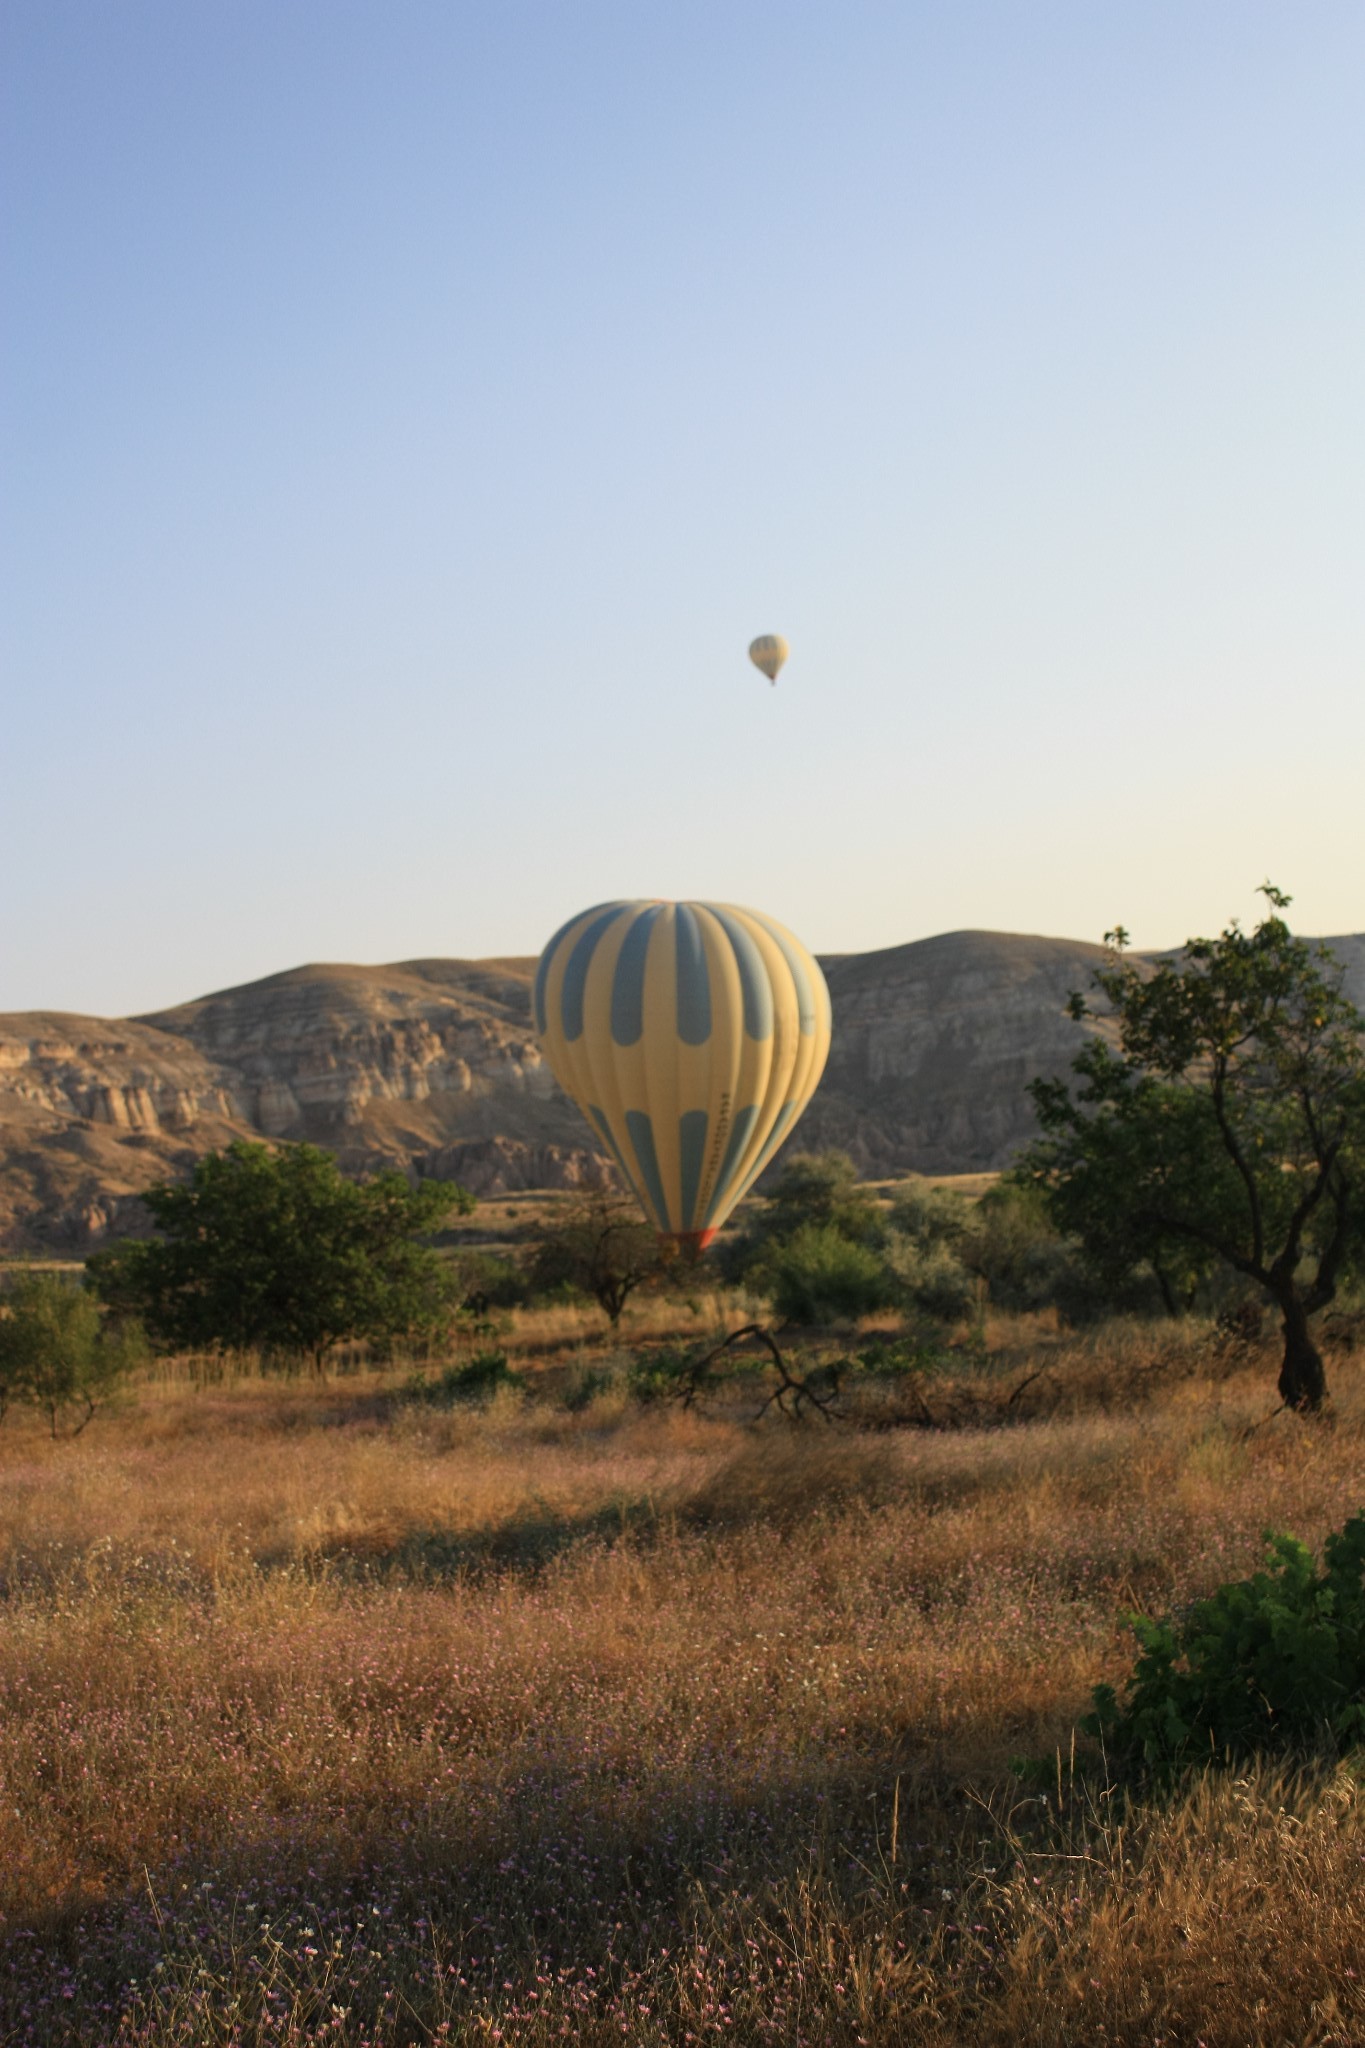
[3,1,1363,1016]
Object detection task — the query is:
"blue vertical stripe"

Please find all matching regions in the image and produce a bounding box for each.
[702,1102,761,1226]
[586,1104,634,1191]
[708,908,774,1041]
[624,1109,670,1231]
[746,909,823,1036]
[610,905,661,1047]
[560,905,626,1041]
[678,1109,709,1230]
[534,902,616,1035]
[674,905,712,1045]
[742,1100,800,1190]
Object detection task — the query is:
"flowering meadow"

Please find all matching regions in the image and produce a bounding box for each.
[1,1311,1363,2045]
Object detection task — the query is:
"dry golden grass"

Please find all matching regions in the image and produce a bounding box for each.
[1,1313,1363,2044]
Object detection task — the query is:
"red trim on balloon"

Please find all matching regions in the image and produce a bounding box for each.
[665,1229,717,1254]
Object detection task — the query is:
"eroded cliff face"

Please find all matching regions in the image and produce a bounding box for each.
[144,961,552,1142]
[800,931,1123,1176]
[0,1015,256,1249]
[0,961,621,1249]
[4,930,1362,1251]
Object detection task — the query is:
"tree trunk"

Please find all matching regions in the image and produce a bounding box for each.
[1150,1259,1180,1318]
[1278,1294,1327,1413]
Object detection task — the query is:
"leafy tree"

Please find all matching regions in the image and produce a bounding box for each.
[0,1273,145,1435]
[1022,889,1365,1410]
[527,1190,669,1326]
[89,1142,472,1369]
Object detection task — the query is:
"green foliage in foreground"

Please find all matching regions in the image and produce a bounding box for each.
[0,1272,146,1434]
[1088,1512,1365,1783]
[89,1142,472,1367]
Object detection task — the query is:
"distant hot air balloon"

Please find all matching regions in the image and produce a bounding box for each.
[748,633,789,684]
[534,901,832,1248]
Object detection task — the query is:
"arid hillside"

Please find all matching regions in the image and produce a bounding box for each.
[3,927,1362,1250]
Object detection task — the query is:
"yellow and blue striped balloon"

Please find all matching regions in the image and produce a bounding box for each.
[534,901,832,1248]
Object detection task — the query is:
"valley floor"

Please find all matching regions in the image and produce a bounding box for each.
[1,1309,1363,2045]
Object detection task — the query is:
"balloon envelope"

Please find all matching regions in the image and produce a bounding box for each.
[748,633,789,683]
[534,901,832,1247]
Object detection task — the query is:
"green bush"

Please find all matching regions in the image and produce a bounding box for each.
[0,1273,145,1435]
[449,1250,528,1312]
[848,1334,950,1379]
[1087,1513,1365,1783]
[884,1237,979,1323]
[717,1151,886,1285]
[758,1223,893,1325]
[627,1345,706,1405]
[886,1178,970,1251]
[422,1350,520,1405]
[958,1181,1091,1314]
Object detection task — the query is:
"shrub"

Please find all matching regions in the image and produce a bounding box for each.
[884,1236,979,1323]
[627,1345,707,1405]
[421,1350,520,1405]
[562,1365,615,1412]
[757,1152,887,1249]
[0,1273,145,1435]
[1087,1513,1365,1783]
[958,1181,1091,1314]
[886,1177,970,1251]
[716,1150,887,1284]
[758,1223,893,1325]
[449,1250,528,1312]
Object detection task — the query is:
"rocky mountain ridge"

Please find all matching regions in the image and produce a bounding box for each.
[3,928,1362,1252]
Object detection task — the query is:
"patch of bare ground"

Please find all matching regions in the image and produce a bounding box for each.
[0,1309,1362,2043]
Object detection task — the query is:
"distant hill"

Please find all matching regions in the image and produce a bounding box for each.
[3,929,1362,1252]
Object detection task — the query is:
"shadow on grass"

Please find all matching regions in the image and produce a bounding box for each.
[0,1725,1005,2046]
[299,1495,669,1583]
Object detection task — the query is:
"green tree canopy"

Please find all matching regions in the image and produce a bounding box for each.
[89,1142,472,1368]
[0,1272,145,1435]
[1021,888,1365,1410]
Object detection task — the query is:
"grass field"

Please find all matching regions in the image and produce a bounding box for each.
[2,1303,1363,2045]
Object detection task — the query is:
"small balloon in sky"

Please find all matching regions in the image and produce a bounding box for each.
[748,633,789,684]
[534,900,832,1248]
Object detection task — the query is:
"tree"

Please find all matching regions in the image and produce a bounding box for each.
[0,1273,145,1435]
[88,1142,473,1369]
[1022,889,1365,1411]
[527,1190,669,1326]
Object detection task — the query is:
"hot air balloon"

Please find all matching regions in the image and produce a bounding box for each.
[534,901,831,1248]
[748,633,789,684]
